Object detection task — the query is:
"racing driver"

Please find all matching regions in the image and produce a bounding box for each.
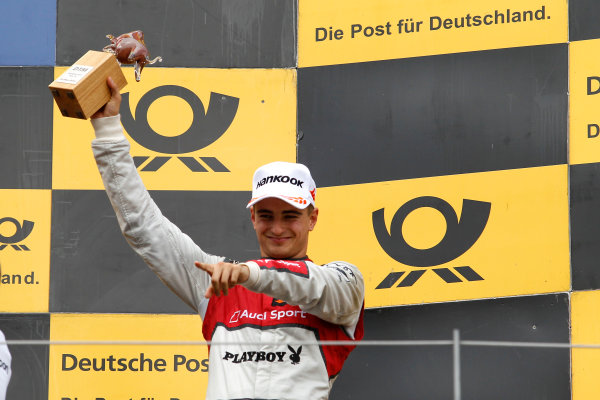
[89,77,365,399]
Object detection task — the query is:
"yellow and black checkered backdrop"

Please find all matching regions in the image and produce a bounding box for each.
[2,0,600,398]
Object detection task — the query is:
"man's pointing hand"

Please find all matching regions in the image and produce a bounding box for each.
[195,261,250,298]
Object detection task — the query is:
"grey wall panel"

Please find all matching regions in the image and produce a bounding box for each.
[56,0,296,68]
[298,44,567,187]
[50,190,258,313]
[570,162,600,290]
[0,67,53,189]
[0,313,49,400]
[569,0,600,41]
[331,294,569,400]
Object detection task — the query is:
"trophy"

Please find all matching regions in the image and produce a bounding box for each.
[49,30,162,119]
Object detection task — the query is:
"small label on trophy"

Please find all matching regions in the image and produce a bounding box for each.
[55,64,94,84]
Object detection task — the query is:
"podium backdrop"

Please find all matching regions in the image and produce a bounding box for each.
[1,0,600,398]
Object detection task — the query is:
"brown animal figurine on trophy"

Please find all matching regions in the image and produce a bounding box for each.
[103,30,162,82]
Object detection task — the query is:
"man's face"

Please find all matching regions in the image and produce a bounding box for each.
[250,197,318,259]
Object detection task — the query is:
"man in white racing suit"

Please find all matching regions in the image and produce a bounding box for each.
[89,77,364,400]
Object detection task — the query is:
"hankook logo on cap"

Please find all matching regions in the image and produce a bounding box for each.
[256,175,304,188]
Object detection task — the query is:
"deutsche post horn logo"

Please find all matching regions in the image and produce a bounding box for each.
[0,217,34,251]
[372,196,491,288]
[121,85,239,172]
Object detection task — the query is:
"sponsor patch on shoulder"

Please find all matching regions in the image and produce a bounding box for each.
[255,259,310,278]
[326,262,357,284]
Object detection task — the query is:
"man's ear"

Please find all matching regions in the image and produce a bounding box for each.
[250,206,256,224]
[309,207,319,231]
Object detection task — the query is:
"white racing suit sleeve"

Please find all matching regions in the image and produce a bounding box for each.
[90,115,220,317]
[0,330,11,400]
[242,259,364,337]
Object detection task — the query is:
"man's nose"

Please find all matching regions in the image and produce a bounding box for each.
[270,218,286,235]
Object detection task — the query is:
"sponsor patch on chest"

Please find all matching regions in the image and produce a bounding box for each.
[223,345,302,365]
[229,308,308,323]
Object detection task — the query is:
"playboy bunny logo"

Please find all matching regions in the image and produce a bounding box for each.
[288,345,302,365]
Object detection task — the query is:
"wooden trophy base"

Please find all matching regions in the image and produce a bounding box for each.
[49,50,127,119]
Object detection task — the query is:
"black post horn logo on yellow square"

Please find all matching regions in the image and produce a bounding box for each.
[0,217,34,251]
[121,85,239,172]
[373,196,490,288]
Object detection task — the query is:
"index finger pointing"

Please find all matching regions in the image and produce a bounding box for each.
[194,261,213,275]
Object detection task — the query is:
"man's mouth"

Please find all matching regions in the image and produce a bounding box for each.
[268,236,291,244]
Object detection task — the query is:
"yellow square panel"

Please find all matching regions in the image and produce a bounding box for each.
[299,0,567,67]
[0,189,51,312]
[570,39,600,165]
[572,291,600,399]
[52,67,297,190]
[308,165,570,308]
[49,313,208,399]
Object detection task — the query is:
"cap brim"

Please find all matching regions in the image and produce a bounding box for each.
[246,194,312,210]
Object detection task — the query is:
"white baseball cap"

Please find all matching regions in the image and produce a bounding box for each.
[246,161,316,209]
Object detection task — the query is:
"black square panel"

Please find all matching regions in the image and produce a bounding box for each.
[298,44,568,187]
[570,162,600,290]
[331,294,570,400]
[50,189,258,313]
[569,0,600,41]
[56,0,296,68]
[0,313,50,400]
[0,67,53,189]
